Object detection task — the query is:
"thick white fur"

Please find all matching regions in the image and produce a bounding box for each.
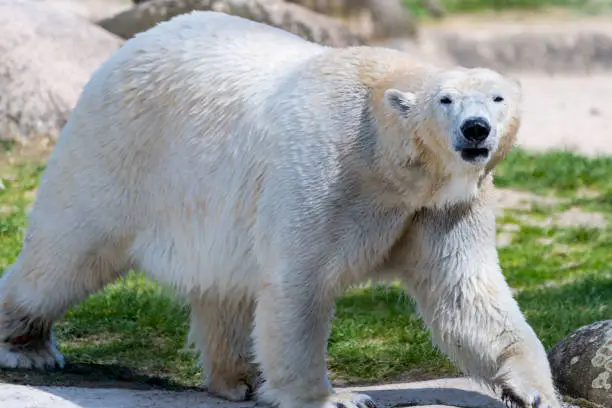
[0,11,560,408]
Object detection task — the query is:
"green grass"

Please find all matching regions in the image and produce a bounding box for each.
[0,148,611,388]
[403,0,607,17]
[496,149,612,195]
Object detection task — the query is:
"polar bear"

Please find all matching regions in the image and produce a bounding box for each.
[0,10,559,408]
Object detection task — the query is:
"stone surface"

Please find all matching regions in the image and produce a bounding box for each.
[0,377,585,407]
[0,0,123,143]
[98,0,364,47]
[548,320,612,407]
[380,20,612,75]
[0,377,509,408]
[428,24,612,75]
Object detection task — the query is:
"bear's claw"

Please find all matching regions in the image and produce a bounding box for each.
[501,388,554,408]
[323,392,376,408]
[335,400,376,408]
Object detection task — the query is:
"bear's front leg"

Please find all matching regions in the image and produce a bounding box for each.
[251,269,375,408]
[402,199,561,408]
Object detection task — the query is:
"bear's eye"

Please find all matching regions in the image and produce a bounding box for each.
[493,95,504,103]
[439,96,453,105]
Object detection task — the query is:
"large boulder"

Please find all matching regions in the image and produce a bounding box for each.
[98,0,363,47]
[0,0,123,144]
[548,320,612,407]
[36,0,131,22]
[285,0,418,40]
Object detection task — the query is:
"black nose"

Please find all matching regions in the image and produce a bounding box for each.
[461,117,491,143]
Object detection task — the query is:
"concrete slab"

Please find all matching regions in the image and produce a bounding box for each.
[0,377,508,408]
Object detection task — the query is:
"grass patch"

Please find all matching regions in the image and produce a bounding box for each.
[403,0,605,17]
[0,148,611,388]
[330,285,458,383]
[495,149,612,196]
[56,274,200,385]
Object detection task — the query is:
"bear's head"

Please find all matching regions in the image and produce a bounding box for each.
[379,66,521,177]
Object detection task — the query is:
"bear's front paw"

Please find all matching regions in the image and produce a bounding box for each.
[266,391,376,408]
[0,337,64,370]
[494,353,561,408]
[319,392,376,408]
[500,387,559,408]
[207,379,251,402]
[495,369,560,408]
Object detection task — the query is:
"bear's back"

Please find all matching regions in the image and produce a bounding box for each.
[56,11,328,181]
[42,11,335,229]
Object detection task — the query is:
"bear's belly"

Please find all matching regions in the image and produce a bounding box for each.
[126,206,260,295]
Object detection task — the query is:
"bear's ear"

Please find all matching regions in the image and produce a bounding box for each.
[384,89,416,118]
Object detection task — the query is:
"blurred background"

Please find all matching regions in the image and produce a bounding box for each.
[0,1,611,407]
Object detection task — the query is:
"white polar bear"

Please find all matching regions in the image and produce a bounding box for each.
[0,10,560,408]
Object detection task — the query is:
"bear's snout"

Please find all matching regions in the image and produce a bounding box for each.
[460,117,491,143]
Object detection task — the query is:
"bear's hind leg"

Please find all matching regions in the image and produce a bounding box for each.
[188,290,259,402]
[0,228,128,370]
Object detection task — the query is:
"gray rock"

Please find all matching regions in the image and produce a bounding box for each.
[286,0,418,40]
[548,320,612,407]
[98,0,364,47]
[127,0,418,40]
[0,0,123,143]
[34,0,132,22]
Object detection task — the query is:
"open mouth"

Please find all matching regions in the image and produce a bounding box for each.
[460,148,490,163]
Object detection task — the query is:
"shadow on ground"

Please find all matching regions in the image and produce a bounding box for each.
[0,362,199,391]
[363,386,505,407]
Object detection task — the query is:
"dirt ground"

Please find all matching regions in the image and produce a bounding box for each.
[516,74,612,156]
